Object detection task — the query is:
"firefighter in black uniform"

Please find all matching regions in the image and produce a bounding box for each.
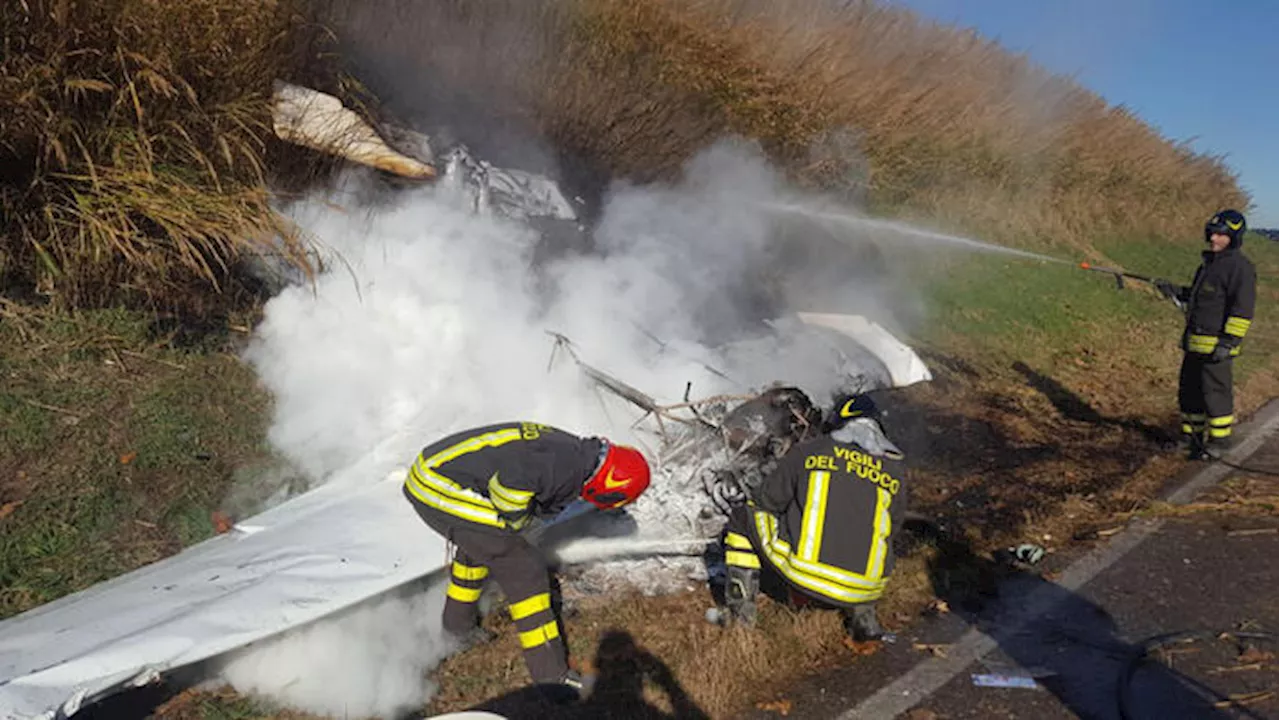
[401,421,651,696]
[1156,209,1257,459]
[719,394,906,641]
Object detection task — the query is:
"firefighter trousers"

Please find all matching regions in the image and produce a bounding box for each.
[403,486,569,684]
[1178,354,1234,443]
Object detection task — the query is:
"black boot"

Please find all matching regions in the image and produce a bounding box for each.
[1185,433,1210,461]
[842,603,888,642]
[1204,434,1239,456]
[725,566,760,627]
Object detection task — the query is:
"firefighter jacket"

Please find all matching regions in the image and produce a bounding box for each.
[746,431,907,606]
[404,422,603,532]
[1179,247,1257,356]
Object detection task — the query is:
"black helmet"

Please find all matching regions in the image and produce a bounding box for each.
[823,393,882,432]
[1205,209,1247,248]
[834,394,880,419]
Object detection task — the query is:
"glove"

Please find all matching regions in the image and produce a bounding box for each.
[1154,279,1180,301]
[1208,344,1233,363]
[515,515,543,536]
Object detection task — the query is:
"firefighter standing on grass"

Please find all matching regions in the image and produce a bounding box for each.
[720,394,906,642]
[401,421,651,699]
[1155,209,1257,459]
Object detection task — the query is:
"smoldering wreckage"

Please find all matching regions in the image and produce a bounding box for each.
[0,83,934,720]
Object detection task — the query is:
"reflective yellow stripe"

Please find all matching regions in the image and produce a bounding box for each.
[1187,334,1218,353]
[518,620,561,648]
[488,474,534,503]
[406,473,505,528]
[421,428,524,501]
[432,428,523,465]
[452,562,489,581]
[488,475,532,513]
[492,477,533,499]
[724,532,754,550]
[758,511,886,589]
[1209,415,1235,427]
[489,493,527,514]
[762,552,884,602]
[412,460,495,510]
[752,512,886,603]
[508,593,551,621]
[865,488,892,580]
[447,583,483,603]
[1209,426,1232,438]
[405,428,526,528]
[1180,424,1195,434]
[1224,317,1252,337]
[798,471,830,562]
[725,550,761,569]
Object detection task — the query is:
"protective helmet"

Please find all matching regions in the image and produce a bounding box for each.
[581,441,651,510]
[822,393,879,429]
[835,394,881,420]
[1205,209,1247,248]
[825,393,903,459]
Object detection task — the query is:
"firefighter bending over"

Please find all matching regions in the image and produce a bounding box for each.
[720,394,906,641]
[1156,209,1257,460]
[402,421,651,698]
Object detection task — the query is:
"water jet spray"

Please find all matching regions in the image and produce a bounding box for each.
[761,201,1068,265]
[552,537,709,565]
[760,200,1183,307]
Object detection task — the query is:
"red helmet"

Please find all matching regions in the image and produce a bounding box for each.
[581,442,651,510]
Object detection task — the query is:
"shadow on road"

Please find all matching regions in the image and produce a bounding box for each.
[468,629,709,720]
[917,518,1266,720]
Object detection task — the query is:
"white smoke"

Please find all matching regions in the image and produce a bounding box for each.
[217,581,453,719]
[244,144,780,488]
[229,139,907,717]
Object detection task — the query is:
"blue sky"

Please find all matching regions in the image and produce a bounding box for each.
[887,0,1280,228]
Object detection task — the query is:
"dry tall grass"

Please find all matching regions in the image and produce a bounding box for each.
[0,0,344,311]
[4,0,1249,311]
[324,0,1246,254]
[545,0,1247,249]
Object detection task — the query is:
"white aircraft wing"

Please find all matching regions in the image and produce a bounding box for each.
[796,312,933,389]
[0,469,443,720]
